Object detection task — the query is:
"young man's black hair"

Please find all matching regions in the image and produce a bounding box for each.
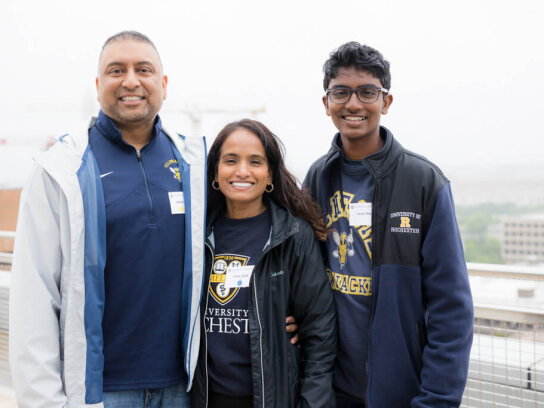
[322,41,391,91]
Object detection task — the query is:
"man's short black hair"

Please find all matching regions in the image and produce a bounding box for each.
[323,41,391,91]
[101,30,158,53]
[99,30,163,71]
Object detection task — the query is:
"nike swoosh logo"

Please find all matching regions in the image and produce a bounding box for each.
[100,171,114,178]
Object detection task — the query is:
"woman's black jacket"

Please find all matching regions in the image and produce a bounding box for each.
[191,200,337,408]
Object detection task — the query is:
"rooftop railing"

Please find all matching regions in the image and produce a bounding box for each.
[464,263,544,407]
[0,245,543,406]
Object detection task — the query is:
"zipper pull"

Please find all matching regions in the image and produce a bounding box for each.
[136,150,142,161]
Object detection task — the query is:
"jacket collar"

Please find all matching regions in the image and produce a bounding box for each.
[266,199,300,248]
[206,199,299,248]
[326,126,403,179]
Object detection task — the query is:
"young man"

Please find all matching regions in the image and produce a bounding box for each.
[304,42,473,407]
[9,31,206,407]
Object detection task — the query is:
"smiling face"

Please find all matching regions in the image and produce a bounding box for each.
[216,128,271,219]
[323,66,392,156]
[96,39,167,131]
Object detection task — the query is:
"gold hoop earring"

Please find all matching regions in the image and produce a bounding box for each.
[212,179,220,191]
[265,183,274,193]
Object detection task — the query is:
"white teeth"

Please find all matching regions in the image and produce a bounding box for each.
[121,96,143,101]
[232,182,252,187]
[345,116,366,121]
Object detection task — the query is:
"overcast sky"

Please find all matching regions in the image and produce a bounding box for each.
[1,0,543,183]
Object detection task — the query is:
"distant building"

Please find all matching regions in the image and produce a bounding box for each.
[0,189,20,252]
[502,214,544,264]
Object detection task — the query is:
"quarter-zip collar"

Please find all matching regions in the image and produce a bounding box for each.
[94,110,163,149]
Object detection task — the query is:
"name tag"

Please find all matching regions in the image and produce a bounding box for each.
[225,265,254,289]
[168,191,185,214]
[349,202,372,226]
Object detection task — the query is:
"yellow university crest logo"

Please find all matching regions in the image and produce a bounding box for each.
[332,230,355,269]
[163,159,181,182]
[209,254,249,305]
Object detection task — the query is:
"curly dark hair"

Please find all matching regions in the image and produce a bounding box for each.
[207,119,327,241]
[323,41,391,91]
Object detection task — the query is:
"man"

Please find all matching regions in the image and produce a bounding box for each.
[9,31,206,407]
[304,42,473,407]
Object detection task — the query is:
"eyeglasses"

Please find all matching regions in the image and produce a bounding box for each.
[326,86,389,104]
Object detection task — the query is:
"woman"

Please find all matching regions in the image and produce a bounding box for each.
[192,119,336,408]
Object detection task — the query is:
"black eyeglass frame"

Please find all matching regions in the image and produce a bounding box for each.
[326,85,389,104]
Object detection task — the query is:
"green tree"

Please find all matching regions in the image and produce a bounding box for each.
[463,237,503,264]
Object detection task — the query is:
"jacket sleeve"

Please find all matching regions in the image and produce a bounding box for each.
[9,165,68,408]
[412,183,473,407]
[290,223,337,408]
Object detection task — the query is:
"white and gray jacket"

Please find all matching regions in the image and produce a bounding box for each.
[9,118,206,408]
